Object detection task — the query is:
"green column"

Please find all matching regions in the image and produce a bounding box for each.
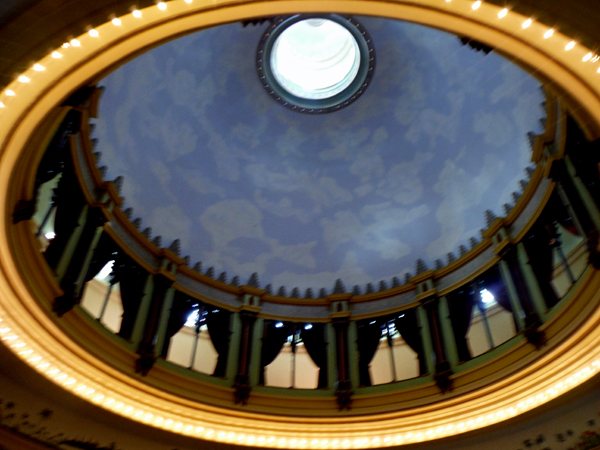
[153,286,176,357]
[129,274,154,347]
[326,322,336,390]
[249,317,264,386]
[437,296,459,368]
[516,242,548,319]
[55,205,89,282]
[498,260,526,332]
[416,304,435,375]
[347,320,360,390]
[226,312,242,381]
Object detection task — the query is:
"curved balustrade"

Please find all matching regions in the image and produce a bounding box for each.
[12,82,600,413]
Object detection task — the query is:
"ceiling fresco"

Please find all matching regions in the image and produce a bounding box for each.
[94,15,545,292]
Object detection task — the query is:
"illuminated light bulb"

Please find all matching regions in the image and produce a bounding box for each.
[290,439,297,445]
[55,374,67,380]
[0,102,4,108]
[280,439,287,445]
[62,43,70,48]
[595,66,599,73]
[565,41,576,50]
[33,64,45,71]
[445,0,451,2]
[157,2,167,10]
[105,399,115,405]
[584,367,591,373]
[64,379,76,385]
[393,436,401,442]
[185,425,193,432]
[18,75,30,82]
[218,432,225,438]
[185,0,192,3]
[457,423,465,428]
[70,39,80,47]
[405,434,413,439]
[544,29,554,38]
[321,440,328,445]
[0,328,10,333]
[467,420,474,425]
[267,437,274,442]
[75,385,86,391]
[11,343,26,348]
[472,1,481,9]
[37,363,50,368]
[89,29,99,37]
[372,438,379,443]
[227,432,234,439]
[94,395,105,402]
[498,8,507,18]
[132,9,142,17]
[5,90,15,97]
[383,438,390,443]
[353,440,361,445]
[112,18,121,26]
[426,431,433,435]
[28,356,42,362]
[196,427,204,433]
[300,440,307,446]
[52,51,62,58]
[19,350,33,355]
[207,430,214,436]
[522,19,532,28]
[583,52,592,61]
[258,437,265,442]
[312,439,319,445]
[124,406,133,413]
[114,403,124,409]
[134,411,143,417]
[165,419,173,425]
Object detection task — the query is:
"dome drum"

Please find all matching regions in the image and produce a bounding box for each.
[4,84,600,418]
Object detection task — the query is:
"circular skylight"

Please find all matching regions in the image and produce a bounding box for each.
[270,18,361,100]
[256,15,376,114]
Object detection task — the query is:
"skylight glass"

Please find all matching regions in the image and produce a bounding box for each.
[270,18,361,100]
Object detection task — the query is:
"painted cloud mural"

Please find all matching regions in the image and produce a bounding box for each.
[94,16,545,292]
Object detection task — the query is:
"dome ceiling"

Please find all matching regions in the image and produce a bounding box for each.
[94,15,544,292]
